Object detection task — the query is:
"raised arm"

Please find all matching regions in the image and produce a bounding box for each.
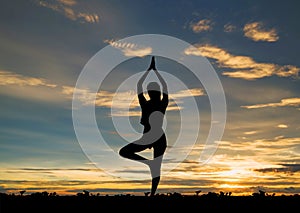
[153,69,168,95]
[137,56,156,95]
[149,56,168,95]
[137,70,150,96]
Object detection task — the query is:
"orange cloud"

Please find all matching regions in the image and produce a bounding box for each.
[57,0,77,6]
[38,0,99,23]
[190,19,213,33]
[243,22,279,42]
[244,131,258,135]
[277,124,288,128]
[184,44,299,80]
[241,97,300,109]
[0,70,56,88]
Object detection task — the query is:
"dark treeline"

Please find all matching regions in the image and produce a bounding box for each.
[1,190,300,212]
[1,189,299,197]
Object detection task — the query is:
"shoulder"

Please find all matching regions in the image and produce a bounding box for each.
[138,93,147,105]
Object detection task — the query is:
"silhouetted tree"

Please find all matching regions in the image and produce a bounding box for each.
[167,192,182,197]
[19,190,26,196]
[225,192,232,196]
[205,192,218,198]
[252,190,266,197]
[41,191,49,196]
[77,192,83,197]
[195,190,201,196]
[49,192,57,196]
[259,190,266,196]
[83,190,90,196]
[173,192,182,197]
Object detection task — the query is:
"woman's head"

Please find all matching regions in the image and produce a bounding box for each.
[147,82,161,99]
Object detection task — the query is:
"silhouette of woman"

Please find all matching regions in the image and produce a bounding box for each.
[119,56,169,196]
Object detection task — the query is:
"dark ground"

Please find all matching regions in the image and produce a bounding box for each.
[1,194,300,212]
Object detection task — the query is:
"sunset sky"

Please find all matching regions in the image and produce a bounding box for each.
[0,0,300,196]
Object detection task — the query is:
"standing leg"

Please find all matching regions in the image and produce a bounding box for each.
[150,135,167,196]
[150,156,163,196]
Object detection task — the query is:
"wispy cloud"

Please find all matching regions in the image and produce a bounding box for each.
[277,124,288,128]
[104,39,152,57]
[244,131,258,135]
[0,70,56,88]
[38,0,99,23]
[214,136,300,167]
[0,69,204,108]
[62,86,138,108]
[243,22,279,42]
[168,88,205,99]
[190,19,213,33]
[5,167,101,172]
[224,23,236,33]
[63,86,204,116]
[241,97,300,109]
[184,44,299,80]
[255,164,300,173]
[57,0,77,6]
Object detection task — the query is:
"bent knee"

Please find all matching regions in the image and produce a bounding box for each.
[119,146,129,158]
[119,147,125,157]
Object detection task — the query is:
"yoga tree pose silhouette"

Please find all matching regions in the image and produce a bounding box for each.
[119,56,169,196]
